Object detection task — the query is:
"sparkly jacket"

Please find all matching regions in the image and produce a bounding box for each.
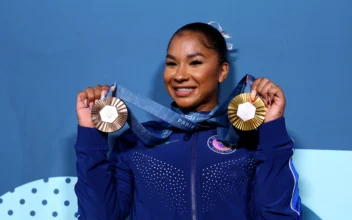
[74,117,302,220]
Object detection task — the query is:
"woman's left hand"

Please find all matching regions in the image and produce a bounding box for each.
[250,78,286,123]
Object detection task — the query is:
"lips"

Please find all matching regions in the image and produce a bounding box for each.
[173,87,196,97]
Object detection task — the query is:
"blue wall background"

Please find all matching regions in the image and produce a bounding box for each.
[0,0,351,219]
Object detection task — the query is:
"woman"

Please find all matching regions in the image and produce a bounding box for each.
[74,22,302,220]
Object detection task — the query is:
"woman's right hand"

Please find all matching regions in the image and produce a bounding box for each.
[76,84,111,128]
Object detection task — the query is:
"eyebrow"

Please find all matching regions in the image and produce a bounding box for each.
[166,53,206,59]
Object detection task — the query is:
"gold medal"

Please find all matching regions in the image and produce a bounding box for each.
[228,93,266,131]
[91,96,128,133]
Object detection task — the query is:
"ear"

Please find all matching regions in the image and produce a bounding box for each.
[218,62,229,83]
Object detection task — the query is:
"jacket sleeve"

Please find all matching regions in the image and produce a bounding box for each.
[249,117,302,220]
[74,125,134,220]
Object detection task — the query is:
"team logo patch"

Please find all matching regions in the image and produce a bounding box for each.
[207,135,236,154]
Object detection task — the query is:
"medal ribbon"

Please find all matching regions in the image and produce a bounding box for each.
[105,74,256,146]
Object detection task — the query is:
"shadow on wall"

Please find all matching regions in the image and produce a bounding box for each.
[219,58,237,103]
[302,204,322,220]
[286,131,322,220]
[150,62,172,107]
[61,134,78,176]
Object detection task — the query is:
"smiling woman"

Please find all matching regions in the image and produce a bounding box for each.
[74,22,302,220]
[163,23,229,112]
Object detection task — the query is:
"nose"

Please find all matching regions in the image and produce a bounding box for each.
[173,64,190,83]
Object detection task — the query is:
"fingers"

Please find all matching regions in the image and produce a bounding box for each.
[268,86,284,100]
[77,91,88,108]
[261,82,272,106]
[250,78,262,101]
[250,78,261,101]
[102,85,110,98]
[76,84,112,109]
[250,78,282,106]
[86,87,95,108]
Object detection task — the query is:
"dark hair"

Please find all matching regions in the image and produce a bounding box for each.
[167,22,229,64]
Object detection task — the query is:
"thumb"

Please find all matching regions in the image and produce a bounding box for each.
[76,93,87,109]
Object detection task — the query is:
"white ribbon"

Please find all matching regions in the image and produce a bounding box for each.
[208,21,233,50]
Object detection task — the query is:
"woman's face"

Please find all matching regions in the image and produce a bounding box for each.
[164,31,229,112]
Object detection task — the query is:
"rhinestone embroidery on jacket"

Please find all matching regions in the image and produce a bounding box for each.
[132,152,187,214]
[201,157,256,212]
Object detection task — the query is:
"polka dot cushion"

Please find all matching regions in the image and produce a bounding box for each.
[0,176,78,219]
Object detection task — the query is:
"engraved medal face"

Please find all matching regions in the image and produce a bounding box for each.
[91,96,128,133]
[237,102,256,122]
[228,93,266,131]
[100,106,119,123]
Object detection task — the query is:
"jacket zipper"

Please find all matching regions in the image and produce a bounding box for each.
[191,133,198,220]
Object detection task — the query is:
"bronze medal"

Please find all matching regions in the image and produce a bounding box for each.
[228,93,266,131]
[91,96,128,133]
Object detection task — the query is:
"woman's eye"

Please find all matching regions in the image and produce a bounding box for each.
[166,61,177,67]
[190,60,203,66]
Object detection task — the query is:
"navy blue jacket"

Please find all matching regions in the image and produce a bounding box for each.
[74,117,302,220]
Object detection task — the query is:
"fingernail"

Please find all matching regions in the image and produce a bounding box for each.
[100,90,107,100]
[250,90,256,101]
[111,82,117,92]
[84,99,88,108]
[265,101,269,108]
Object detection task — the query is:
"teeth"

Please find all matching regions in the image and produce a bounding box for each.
[176,88,193,91]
